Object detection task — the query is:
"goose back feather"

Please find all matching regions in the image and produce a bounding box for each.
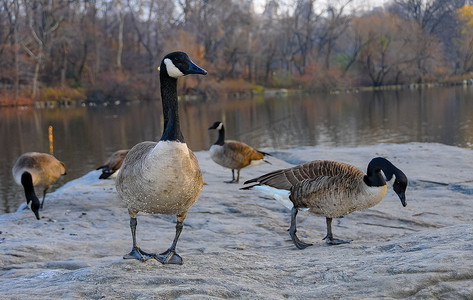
[209,140,265,170]
[97,149,129,179]
[13,152,66,191]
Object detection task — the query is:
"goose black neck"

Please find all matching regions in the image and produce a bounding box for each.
[21,172,39,204]
[215,125,225,146]
[160,72,184,142]
[363,157,395,187]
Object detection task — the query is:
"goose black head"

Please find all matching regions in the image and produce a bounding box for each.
[391,171,408,207]
[208,121,224,130]
[160,51,207,78]
[367,157,408,207]
[30,198,41,220]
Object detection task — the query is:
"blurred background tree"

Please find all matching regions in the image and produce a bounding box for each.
[0,0,472,104]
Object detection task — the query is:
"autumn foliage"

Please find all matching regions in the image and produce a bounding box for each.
[0,0,472,105]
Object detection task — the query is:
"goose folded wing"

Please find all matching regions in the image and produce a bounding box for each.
[109,150,129,170]
[251,160,358,190]
[289,176,337,207]
[252,162,320,190]
[223,141,252,161]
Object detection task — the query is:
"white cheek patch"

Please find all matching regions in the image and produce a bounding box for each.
[216,123,223,130]
[387,174,396,186]
[381,170,395,185]
[381,170,387,181]
[164,58,184,78]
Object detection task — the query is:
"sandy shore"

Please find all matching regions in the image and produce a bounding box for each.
[1,143,473,299]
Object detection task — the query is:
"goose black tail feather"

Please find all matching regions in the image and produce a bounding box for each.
[258,151,271,156]
[242,176,260,185]
[240,183,261,190]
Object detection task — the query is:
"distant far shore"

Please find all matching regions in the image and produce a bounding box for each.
[2,79,473,109]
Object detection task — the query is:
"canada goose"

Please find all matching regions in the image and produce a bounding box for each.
[242,157,408,249]
[208,121,270,183]
[96,149,129,179]
[12,152,66,220]
[116,52,206,264]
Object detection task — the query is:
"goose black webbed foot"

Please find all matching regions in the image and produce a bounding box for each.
[123,247,155,262]
[291,232,313,249]
[224,179,238,184]
[323,235,351,245]
[155,249,183,265]
[323,217,351,245]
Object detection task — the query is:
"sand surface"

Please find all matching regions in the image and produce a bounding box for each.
[1,143,473,299]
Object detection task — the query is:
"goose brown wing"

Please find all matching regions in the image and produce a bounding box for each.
[248,160,364,191]
[290,176,335,208]
[224,140,264,165]
[248,161,321,190]
[108,150,129,171]
[34,153,66,179]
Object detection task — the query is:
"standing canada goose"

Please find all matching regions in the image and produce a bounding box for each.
[116,52,206,265]
[208,121,270,183]
[96,149,129,179]
[12,152,66,220]
[242,157,408,249]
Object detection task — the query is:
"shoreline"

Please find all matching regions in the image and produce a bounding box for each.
[1,143,473,298]
[2,80,473,109]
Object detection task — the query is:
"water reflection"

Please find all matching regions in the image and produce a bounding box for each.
[1,86,473,214]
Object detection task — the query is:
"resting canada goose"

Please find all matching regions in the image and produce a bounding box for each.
[96,149,129,179]
[12,152,66,220]
[116,52,206,264]
[242,157,408,249]
[208,121,270,183]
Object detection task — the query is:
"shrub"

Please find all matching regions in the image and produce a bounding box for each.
[41,87,85,101]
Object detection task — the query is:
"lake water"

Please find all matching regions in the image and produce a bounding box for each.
[1,86,473,214]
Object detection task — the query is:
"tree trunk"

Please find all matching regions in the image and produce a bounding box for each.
[116,0,124,70]
[32,57,41,99]
[61,44,67,86]
[13,0,20,104]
